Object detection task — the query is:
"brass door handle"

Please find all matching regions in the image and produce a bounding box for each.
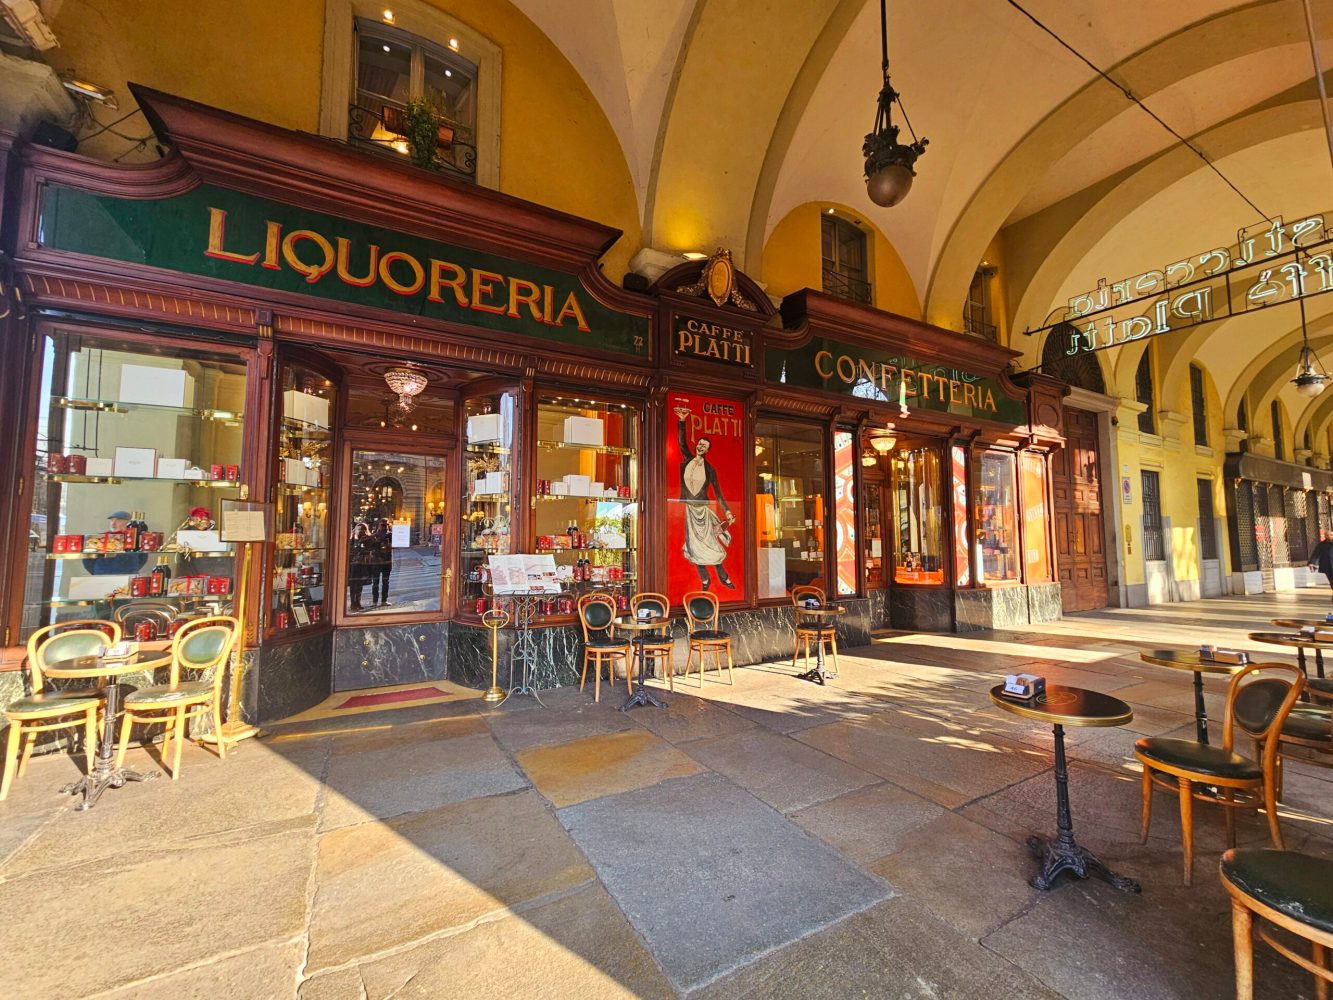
[444,567,453,602]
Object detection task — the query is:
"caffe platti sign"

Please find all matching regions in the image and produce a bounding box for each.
[766,336,1025,424]
[37,184,649,357]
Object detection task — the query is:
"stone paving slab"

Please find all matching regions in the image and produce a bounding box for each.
[484,687,637,752]
[517,728,702,808]
[625,689,758,744]
[557,772,893,994]
[98,941,304,1000]
[787,780,944,865]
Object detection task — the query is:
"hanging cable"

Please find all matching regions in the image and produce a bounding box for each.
[1003,0,1270,222]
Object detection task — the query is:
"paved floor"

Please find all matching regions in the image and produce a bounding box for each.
[3,592,1332,998]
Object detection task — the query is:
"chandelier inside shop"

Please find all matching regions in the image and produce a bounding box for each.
[383,366,429,411]
[862,0,928,208]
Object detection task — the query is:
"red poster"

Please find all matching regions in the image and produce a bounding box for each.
[1020,452,1051,582]
[834,431,857,595]
[667,392,746,606]
[951,445,971,587]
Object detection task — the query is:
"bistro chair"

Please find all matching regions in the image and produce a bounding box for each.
[577,594,629,703]
[682,590,734,686]
[790,584,837,674]
[1135,661,1304,886]
[1273,701,1333,777]
[630,592,675,691]
[114,616,238,780]
[1221,848,1333,1000]
[2,620,121,800]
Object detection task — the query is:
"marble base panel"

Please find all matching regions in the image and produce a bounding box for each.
[447,620,584,690]
[889,587,953,631]
[869,588,890,630]
[954,585,1063,632]
[1027,582,1063,624]
[332,623,448,692]
[254,628,334,723]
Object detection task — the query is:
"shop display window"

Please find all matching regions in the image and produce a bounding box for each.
[863,480,885,589]
[23,329,247,641]
[270,364,334,633]
[461,390,517,612]
[977,450,1020,583]
[533,395,640,612]
[755,420,825,597]
[346,450,445,615]
[1020,452,1052,583]
[833,430,858,596]
[891,443,945,585]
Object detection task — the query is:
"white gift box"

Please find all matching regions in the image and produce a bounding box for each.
[69,574,130,600]
[282,458,306,484]
[483,471,506,494]
[283,390,330,429]
[85,458,114,477]
[157,457,188,479]
[564,474,591,496]
[183,466,205,480]
[176,529,227,552]
[590,482,604,496]
[113,447,157,478]
[562,416,604,446]
[758,547,787,599]
[119,365,194,408]
[467,413,504,444]
[549,482,570,495]
[473,477,488,496]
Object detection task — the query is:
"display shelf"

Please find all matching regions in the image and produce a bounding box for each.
[465,443,510,455]
[46,594,227,608]
[535,494,637,504]
[280,417,332,436]
[535,547,636,554]
[47,474,242,487]
[536,439,636,457]
[278,483,328,494]
[54,396,242,423]
[47,547,235,560]
[467,493,511,502]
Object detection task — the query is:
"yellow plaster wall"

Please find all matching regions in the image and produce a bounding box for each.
[979,235,1009,347]
[762,203,922,319]
[44,0,641,278]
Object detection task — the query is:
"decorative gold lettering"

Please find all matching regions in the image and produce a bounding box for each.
[471,269,507,315]
[335,237,379,288]
[262,221,282,270]
[204,208,261,266]
[835,355,857,383]
[506,277,543,321]
[281,229,335,284]
[554,291,590,331]
[427,260,469,306]
[814,350,834,379]
[379,250,425,295]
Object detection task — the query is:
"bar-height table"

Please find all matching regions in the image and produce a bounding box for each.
[614,615,671,711]
[989,683,1140,893]
[1139,649,1244,745]
[795,604,844,686]
[44,650,172,809]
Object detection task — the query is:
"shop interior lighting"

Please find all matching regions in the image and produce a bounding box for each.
[62,78,118,108]
[869,425,898,453]
[384,366,428,409]
[448,37,459,49]
[862,0,927,207]
[382,9,395,22]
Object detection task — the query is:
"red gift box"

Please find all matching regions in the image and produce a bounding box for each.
[47,454,68,474]
[207,576,231,595]
[67,455,87,475]
[130,577,151,597]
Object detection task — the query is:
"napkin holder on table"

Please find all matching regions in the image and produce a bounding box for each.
[1001,673,1046,699]
[1199,645,1248,664]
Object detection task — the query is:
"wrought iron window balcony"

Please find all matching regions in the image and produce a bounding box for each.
[347,99,477,181]
[821,265,873,305]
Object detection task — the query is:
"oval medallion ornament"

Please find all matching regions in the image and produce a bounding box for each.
[703,248,735,307]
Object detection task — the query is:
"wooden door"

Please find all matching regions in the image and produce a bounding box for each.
[1052,409,1109,612]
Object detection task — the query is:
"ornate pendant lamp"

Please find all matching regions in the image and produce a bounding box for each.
[384,366,428,410]
[1292,294,1329,398]
[863,0,928,207]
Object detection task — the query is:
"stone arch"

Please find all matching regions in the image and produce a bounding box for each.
[1038,324,1107,394]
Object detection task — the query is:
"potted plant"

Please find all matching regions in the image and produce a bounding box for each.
[402,98,439,169]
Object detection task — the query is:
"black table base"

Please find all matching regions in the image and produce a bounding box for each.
[60,681,159,811]
[796,622,834,685]
[620,636,667,712]
[1028,723,1140,893]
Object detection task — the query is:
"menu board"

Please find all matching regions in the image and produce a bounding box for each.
[488,554,561,594]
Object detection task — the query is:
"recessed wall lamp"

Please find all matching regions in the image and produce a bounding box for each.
[682,251,708,261]
[1291,294,1330,398]
[862,0,928,207]
[382,9,395,22]
[62,78,118,108]
[861,449,878,467]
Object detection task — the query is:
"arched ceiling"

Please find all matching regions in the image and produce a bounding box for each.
[507,0,1333,443]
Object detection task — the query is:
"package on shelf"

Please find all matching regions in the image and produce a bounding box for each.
[590,481,604,495]
[284,390,331,429]
[466,413,504,444]
[176,529,228,552]
[113,447,157,478]
[562,416,605,446]
[472,476,488,496]
[207,576,231,594]
[85,457,114,477]
[564,474,591,496]
[183,466,205,480]
[595,530,628,550]
[483,470,507,494]
[282,458,307,485]
[549,481,569,496]
[157,457,188,479]
[118,365,195,408]
[69,575,130,600]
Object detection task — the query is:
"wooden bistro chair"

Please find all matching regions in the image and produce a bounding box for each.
[1135,661,1304,886]
[790,584,837,674]
[1221,848,1333,1000]
[577,594,629,703]
[114,616,238,780]
[682,590,734,686]
[3,620,121,800]
[630,592,675,691]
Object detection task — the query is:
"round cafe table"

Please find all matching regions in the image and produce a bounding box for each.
[1262,622,1331,683]
[1139,649,1244,745]
[44,649,173,810]
[795,605,845,686]
[990,684,1140,893]
[1248,631,1332,700]
[613,616,672,712]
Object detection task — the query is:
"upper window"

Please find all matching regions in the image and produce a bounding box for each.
[1134,349,1155,435]
[1189,364,1208,447]
[351,18,478,181]
[821,214,872,305]
[1272,400,1286,461]
[964,266,997,341]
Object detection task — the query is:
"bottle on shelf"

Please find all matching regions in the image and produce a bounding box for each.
[124,511,142,551]
[149,556,172,596]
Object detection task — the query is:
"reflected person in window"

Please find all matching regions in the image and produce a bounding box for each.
[675,408,735,590]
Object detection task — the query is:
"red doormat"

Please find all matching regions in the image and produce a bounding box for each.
[337,686,448,710]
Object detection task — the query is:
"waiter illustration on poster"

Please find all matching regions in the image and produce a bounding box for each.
[674,405,736,590]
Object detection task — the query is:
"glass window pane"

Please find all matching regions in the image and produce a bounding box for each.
[755,420,825,597]
[356,24,412,105]
[25,330,248,641]
[833,430,858,595]
[890,443,945,585]
[1020,452,1051,583]
[977,451,1019,583]
[347,450,444,615]
[461,390,517,613]
[951,444,972,586]
[535,394,640,614]
[344,377,454,436]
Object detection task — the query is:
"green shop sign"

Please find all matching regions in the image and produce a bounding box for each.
[37,184,649,357]
[765,336,1025,424]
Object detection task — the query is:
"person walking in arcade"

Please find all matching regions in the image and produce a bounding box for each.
[1308,529,1333,603]
[674,406,736,590]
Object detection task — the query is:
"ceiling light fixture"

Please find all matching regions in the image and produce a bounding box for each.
[1292,290,1329,398]
[869,424,898,453]
[382,8,395,22]
[861,449,878,467]
[863,0,928,208]
[384,366,428,410]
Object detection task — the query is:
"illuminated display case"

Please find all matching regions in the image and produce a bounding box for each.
[269,363,334,633]
[891,444,945,585]
[863,481,885,589]
[533,395,640,612]
[461,389,517,613]
[755,421,825,597]
[977,450,1020,583]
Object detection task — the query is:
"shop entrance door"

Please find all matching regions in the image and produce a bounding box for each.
[1052,408,1109,612]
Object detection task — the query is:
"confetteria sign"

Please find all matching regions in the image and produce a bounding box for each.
[765,335,1025,424]
[672,316,754,366]
[37,184,649,357]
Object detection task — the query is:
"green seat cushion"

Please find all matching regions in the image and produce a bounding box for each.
[1281,706,1332,743]
[125,681,212,706]
[585,637,628,650]
[1308,677,1333,698]
[690,630,730,642]
[1222,849,1333,934]
[1135,737,1262,780]
[7,693,100,717]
